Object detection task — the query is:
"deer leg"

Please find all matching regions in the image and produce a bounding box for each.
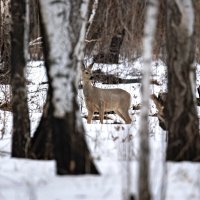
[118,109,132,124]
[87,110,94,124]
[123,111,132,124]
[115,110,127,123]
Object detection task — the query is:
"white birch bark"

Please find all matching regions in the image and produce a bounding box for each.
[74,0,90,88]
[138,0,159,200]
[39,0,89,118]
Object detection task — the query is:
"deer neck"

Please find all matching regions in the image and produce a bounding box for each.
[83,80,94,98]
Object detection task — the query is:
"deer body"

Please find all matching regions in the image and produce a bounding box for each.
[82,64,132,124]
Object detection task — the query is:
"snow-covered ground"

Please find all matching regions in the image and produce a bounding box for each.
[0,60,200,200]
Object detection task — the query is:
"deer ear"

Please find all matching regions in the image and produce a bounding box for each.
[88,62,94,70]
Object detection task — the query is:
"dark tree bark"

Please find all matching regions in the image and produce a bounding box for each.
[38,0,98,175]
[85,0,106,55]
[86,0,125,64]
[28,0,43,60]
[11,0,30,158]
[166,0,200,161]
[29,0,40,41]
[29,92,54,159]
[93,29,125,64]
[52,97,98,175]
[27,0,53,159]
[0,0,11,84]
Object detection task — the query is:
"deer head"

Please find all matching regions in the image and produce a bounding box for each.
[81,62,94,82]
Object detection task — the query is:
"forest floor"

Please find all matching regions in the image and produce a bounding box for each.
[0,60,200,200]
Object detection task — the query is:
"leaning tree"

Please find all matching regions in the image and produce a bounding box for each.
[37,0,99,174]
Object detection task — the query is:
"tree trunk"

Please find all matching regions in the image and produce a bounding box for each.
[38,0,98,175]
[11,0,30,158]
[0,0,2,56]
[85,0,106,55]
[138,0,159,200]
[0,0,11,84]
[93,29,125,64]
[86,0,125,64]
[28,0,43,60]
[29,92,54,159]
[29,0,40,41]
[166,0,200,161]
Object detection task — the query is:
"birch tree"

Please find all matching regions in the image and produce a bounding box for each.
[166,0,200,161]
[10,0,30,158]
[138,0,159,200]
[38,0,98,175]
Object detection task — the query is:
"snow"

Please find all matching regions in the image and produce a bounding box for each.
[0,60,200,200]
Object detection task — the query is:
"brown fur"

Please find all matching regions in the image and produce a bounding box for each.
[82,64,132,124]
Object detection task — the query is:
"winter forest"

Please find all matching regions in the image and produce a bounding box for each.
[0,0,200,199]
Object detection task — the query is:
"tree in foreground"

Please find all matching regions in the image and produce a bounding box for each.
[138,0,159,200]
[10,0,30,157]
[166,0,200,161]
[38,0,98,174]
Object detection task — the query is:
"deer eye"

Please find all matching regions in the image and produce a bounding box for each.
[85,72,89,74]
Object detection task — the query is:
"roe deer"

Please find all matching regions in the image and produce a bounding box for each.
[82,63,132,124]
